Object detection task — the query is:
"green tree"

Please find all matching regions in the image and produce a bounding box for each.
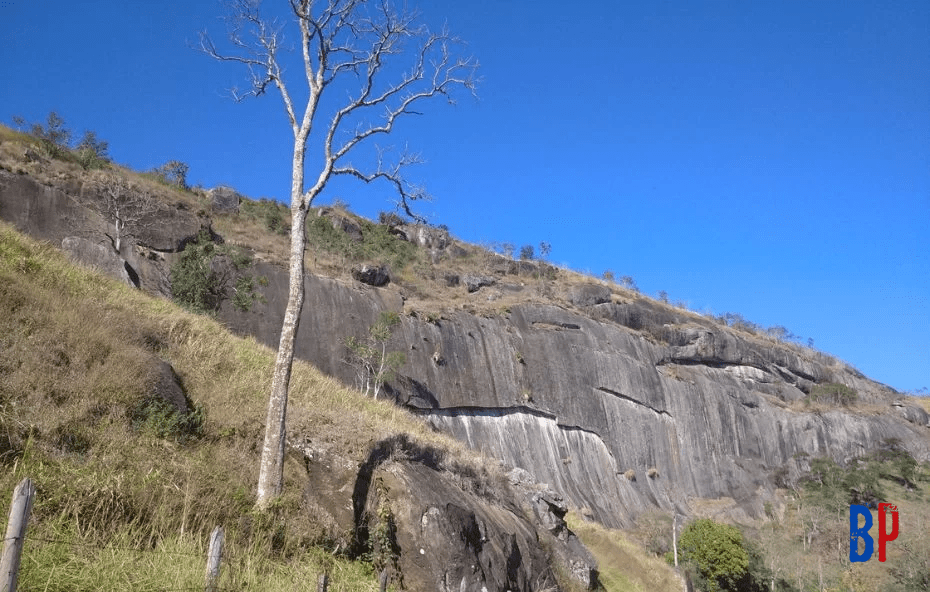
[75,130,110,170]
[678,519,749,592]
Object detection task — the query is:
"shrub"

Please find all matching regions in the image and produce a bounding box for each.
[647,467,659,479]
[519,244,534,260]
[17,111,72,158]
[678,519,749,592]
[170,231,225,313]
[806,382,857,406]
[307,215,362,260]
[130,396,205,442]
[241,198,288,235]
[620,275,639,292]
[624,469,636,481]
[152,160,189,189]
[232,275,265,312]
[538,241,551,259]
[74,130,110,170]
[378,211,405,227]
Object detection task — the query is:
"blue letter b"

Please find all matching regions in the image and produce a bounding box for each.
[849,504,873,562]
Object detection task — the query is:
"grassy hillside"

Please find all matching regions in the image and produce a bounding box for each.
[0,219,489,590]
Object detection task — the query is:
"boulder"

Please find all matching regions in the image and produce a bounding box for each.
[62,236,136,287]
[396,224,451,250]
[893,402,929,427]
[208,186,241,214]
[463,274,496,293]
[352,264,390,287]
[354,438,596,591]
[568,283,611,306]
[150,359,190,415]
[320,209,363,242]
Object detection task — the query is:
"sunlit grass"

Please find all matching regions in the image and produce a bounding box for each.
[0,220,480,590]
[565,511,682,592]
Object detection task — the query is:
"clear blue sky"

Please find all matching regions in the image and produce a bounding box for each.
[1,1,927,393]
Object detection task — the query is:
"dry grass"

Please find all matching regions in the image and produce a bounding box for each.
[908,395,930,414]
[0,219,493,590]
[566,511,682,592]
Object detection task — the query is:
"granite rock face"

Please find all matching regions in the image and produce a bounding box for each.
[212,249,930,527]
[5,169,929,573]
[208,186,241,214]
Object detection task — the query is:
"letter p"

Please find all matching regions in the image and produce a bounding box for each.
[877,503,899,562]
[849,504,873,562]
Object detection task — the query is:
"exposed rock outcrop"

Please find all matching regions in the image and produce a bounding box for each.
[5,167,929,570]
[217,266,929,528]
[208,186,241,214]
[299,435,597,591]
[352,263,391,287]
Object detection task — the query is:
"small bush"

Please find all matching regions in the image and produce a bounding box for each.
[232,275,265,312]
[378,211,405,227]
[151,160,189,190]
[807,382,857,406]
[241,198,288,235]
[519,244,535,260]
[130,397,205,442]
[647,467,659,479]
[170,231,225,313]
[16,111,71,158]
[74,130,110,170]
[624,469,636,481]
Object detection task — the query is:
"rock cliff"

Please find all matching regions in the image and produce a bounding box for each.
[3,168,928,539]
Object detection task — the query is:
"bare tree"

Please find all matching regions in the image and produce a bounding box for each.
[200,0,478,508]
[88,172,160,254]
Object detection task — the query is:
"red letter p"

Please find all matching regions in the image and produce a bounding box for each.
[877,503,899,562]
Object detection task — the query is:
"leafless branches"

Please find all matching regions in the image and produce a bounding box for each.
[200,0,477,508]
[200,0,478,211]
[87,172,160,254]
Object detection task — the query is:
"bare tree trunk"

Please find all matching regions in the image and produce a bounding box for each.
[203,0,476,511]
[256,144,311,507]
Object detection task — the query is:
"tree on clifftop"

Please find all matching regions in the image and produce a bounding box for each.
[200,0,478,508]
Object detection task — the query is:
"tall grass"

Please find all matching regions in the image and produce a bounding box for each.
[565,512,682,592]
[0,220,472,590]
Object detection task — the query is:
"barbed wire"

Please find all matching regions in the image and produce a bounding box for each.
[12,535,207,558]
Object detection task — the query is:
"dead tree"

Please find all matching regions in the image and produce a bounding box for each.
[88,172,159,254]
[200,0,478,508]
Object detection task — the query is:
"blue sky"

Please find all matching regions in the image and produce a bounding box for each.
[1,1,927,393]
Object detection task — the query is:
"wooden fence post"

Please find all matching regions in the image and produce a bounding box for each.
[1,478,35,592]
[379,568,388,592]
[316,572,328,592]
[204,526,224,592]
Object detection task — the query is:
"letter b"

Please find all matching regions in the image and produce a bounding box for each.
[849,504,873,562]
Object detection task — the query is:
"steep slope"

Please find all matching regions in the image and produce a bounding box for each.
[219,262,929,528]
[0,215,599,590]
[2,145,928,540]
